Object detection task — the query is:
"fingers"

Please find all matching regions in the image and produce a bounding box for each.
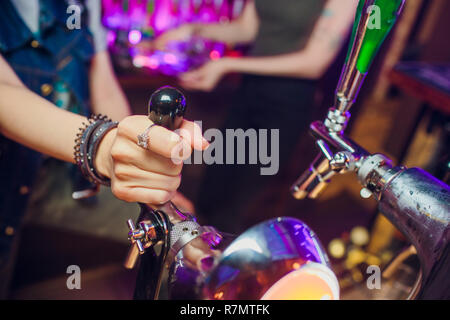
[179,69,202,82]
[110,115,209,205]
[178,69,204,89]
[181,237,220,272]
[112,163,181,190]
[171,191,196,213]
[178,119,209,151]
[110,153,181,204]
[153,25,193,51]
[111,132,182,175]
[112,185,176,204]
[117,115,190,160]
[178,67,216,92]
[179,78,205,91]
[118,115,208,157]
[179,79,202,91]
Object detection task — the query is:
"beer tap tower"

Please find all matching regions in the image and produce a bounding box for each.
[123,0,449,300]
[290,0,449,299]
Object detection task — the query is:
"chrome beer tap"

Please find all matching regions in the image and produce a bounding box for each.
[123,86,188,271]
[123,87,336,301]
[291,0,402,200]
[291,0,449,299]
[123,86,222,300]
[123,86,189,298]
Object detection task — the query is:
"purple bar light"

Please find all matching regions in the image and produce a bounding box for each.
[128,29,142,44]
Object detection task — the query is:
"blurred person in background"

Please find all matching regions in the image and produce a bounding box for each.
[154,0,358,233]
[0,0,205,298]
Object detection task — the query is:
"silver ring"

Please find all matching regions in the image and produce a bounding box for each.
[137,123,157,150]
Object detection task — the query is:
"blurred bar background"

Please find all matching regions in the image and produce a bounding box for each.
[9,0,449,299]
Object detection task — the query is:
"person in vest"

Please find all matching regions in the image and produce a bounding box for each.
[0,0,207,298]
[154,0,358,233]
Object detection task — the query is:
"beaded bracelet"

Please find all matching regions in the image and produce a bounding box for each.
[74,114,118,187]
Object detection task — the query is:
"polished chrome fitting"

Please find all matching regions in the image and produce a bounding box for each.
[324,109,351,133]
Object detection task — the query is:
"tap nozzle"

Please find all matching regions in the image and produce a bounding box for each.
[290,153,336,200]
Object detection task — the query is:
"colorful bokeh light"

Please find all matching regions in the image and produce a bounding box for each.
[128,30,142,45]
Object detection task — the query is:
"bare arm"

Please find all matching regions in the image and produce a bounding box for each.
[0,51,130,163]
[0,54,207,205]
[193,0,259,46]
[180,0,358,91]
[0,54,87,163]
[220,0,358,79]
[89,51,131,121]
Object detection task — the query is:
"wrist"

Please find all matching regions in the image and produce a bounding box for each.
[94,127,116,179]
[220,57,236,73]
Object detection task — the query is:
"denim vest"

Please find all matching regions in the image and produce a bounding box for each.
[0,0,95,268]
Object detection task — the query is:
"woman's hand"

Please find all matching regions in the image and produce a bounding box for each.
[182,236,221,272]
[153,24,196,51]
[171,191,196,213]
[179,58,231,92]
[94,115,208,205]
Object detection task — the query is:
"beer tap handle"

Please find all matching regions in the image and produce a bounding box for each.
[316,140,334,161]
[147,85,186,131]
[124,219,145,270]
[124,86,187,269]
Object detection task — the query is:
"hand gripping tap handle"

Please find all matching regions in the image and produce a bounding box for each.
[124,86,187,270]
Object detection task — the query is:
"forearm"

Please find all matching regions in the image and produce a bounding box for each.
[90,51,131,121]
[193,21,254,46]
[221,51,326,80]
[220,0,358,80]
[91,79,131,121]
[193,0,258,46]
[0,83,86,163]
